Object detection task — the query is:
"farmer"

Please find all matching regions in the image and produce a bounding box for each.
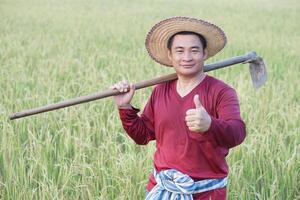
[111,17,246,200]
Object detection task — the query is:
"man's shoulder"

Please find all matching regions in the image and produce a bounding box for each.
[204,75,237,97]
[153,79,175,92]
[205,75,235,91]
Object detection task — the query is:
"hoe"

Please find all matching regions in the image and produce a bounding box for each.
[9,51,267,120]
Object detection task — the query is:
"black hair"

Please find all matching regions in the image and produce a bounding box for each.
[167,31,207,50]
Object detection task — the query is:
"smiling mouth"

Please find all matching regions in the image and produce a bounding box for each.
[181,65,194,68]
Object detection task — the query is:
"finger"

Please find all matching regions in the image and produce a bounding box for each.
[193,94,203,109]
[123,85,129,92]
[186,123,201,130]
[123,82,134,93]
[186,121,194,127]
[117,83,127,92]
[127,83,135,96]
[185,115,198,122]
[129,83,135,91]
[110,82,120,90]
[188,126,198,132]
[186,109,197,116]
[187,120,202,127]
[121,80,129,91]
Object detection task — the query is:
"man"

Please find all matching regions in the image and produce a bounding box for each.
[111,17,246,200]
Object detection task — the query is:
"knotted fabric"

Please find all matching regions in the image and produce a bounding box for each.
[145,169,227,200]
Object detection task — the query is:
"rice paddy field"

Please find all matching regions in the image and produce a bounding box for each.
[1,0,299,199]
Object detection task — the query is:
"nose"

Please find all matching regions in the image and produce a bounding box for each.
[182,52,192,62]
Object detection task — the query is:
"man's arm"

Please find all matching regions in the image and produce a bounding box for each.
[119,107,155,145]
[111,80,155,145]
[206,87,246,148]
[185,87,246,148]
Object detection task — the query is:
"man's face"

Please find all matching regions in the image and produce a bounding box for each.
[167,34,208,77]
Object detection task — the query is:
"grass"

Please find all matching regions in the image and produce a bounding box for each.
[0,0,299,199]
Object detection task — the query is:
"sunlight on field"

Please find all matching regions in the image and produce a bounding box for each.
[0,0,299,199]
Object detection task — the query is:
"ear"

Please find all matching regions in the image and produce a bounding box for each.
[167,49,172,61]
[203,49,208,61]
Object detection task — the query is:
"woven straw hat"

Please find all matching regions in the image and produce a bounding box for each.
[145,16,227,67]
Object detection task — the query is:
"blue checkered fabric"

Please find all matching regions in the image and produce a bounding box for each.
[145,169,227,200]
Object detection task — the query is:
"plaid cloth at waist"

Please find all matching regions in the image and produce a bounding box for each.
[145,169,227,200]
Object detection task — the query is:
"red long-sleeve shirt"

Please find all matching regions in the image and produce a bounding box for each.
[119,75,246,199]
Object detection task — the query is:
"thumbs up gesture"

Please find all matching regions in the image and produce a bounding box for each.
[185,94,212,133]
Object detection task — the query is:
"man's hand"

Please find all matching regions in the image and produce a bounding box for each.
[185,94,211,133]
[110,80,135,109]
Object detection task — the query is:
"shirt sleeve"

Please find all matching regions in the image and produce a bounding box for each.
[205,87,246,148]
[118,90,156,145]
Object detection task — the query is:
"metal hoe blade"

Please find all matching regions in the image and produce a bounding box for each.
[249,57,267,89]
[243,52,267,89]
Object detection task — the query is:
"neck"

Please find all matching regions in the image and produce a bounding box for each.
[176,72,206,97]
[177,72,206,89]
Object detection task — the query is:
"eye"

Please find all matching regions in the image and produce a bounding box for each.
[176,50,184,54]
[192,49,200,53]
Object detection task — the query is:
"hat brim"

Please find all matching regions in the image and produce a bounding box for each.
[145,16,227,67]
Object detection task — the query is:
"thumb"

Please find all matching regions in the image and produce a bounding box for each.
[128,83,136,94]
[130,83,135,91]
[193,94,203,109]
